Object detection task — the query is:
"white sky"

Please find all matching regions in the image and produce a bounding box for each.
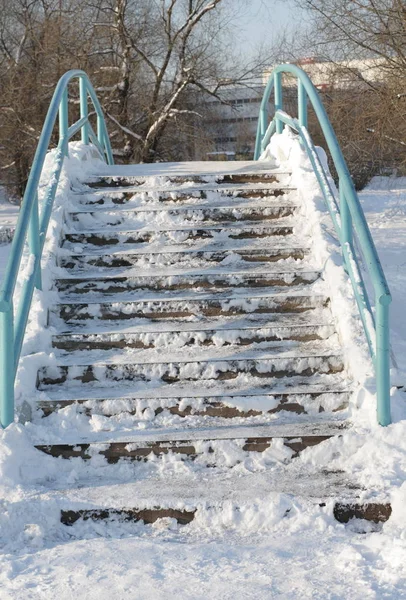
[230,0,305,57]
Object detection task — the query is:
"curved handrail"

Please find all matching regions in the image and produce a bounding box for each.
[0,70,114,427]
[255,64,392,425]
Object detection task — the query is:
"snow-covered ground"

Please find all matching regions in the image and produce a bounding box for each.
[0,144,406,599]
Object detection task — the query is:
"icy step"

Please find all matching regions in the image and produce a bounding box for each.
[37,372,351,401]
[61,235,305,256]
[70,192,297,213]
[52,319,336,351]
[39,466,391,527]
[38,390,349,418]
[75,185,295,207]
[33,416,346,446]
[66,204,297,231]
[55,268,320,296]
[85,161,290,188]
[49,337,340,364]
[58,246,309,270]
[62,222,296,249]
[37,348,344,389]
[53,292,329,324]
[53,310,333,335]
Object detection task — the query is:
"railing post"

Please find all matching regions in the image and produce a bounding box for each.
[97,115,104,149]
[340,182,353,248]
[259,106,268,155]
[0,302,15,427]
[28,191,42,290]
[298,81,308,129]
[376,297,391,426]
[274,71,283,134]
[59,87,69,157]
[79,76,89,145]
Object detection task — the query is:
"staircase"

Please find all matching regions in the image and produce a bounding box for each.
[25,159,389,527]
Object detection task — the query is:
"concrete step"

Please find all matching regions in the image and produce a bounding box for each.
[34,419,347,460]
[84,166,290,190]
[66,202,297,231]
[54,268,321,296]
[71,191,296,213]
[58,246,309,270]
[61,222,296,250]
[52,291,329,324]
[51,320,336,351]
[74,185,294,208]
[37,347,344,389]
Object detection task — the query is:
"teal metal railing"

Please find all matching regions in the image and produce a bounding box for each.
[255,64,392,426]
[0,70,113,427]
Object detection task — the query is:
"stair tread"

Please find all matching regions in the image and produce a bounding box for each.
[56,264,319,280]
[88,160,287,180]
[56,286,326,304]
[69,195,298,215]
[62,220,295,237]
[68,216,297,233]
[59,240,309,258]
[52,313,333,336]
[46,339,342,366]
[31,417,347,445]
[76,183,296,204]
[27,465,363,510]
[54,285,327,304]
[38,374,352,403]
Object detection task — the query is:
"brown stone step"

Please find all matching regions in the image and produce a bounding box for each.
[54,294,329,324]
[55,270,320,296]
[59,247,308,270]
[62,224,295,248]
[36,434,335,462]
[60,501,392,527]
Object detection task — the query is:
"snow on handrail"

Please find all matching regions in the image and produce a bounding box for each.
[255,64,392,426]
[0,70,114,428]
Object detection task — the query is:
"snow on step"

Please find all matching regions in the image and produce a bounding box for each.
[62,222,296,249]
[55,269,321,297]
[69,190,297,213]
[23,158,364,532]
[58,247,309,270]
[51,318,335,351]
[61,236,307,256]
[73,185,295,208]
[53,293,330,326]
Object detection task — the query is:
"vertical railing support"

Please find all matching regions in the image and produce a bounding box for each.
[274,71,283,134]
[298,81,308,129]
[376,297,391,426]
[259,105,268,155]
[28,192,42,290]
[79,76,89,145]
[0,303,15,428]
[59,87,69,157]
[97,114,104,149]
[340,182,353,248]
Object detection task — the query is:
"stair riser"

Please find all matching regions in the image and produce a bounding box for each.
[67,206,296,230]
[62,227,295,249]
[54,298,329,324]
[38,392,349,418]
[36,434,332,462]
[60,502,392,527]
[52,325,335,351]
[55,272,320,295]
[77,188,290,207]
[59,248,307,270]
[85,174,282,189]
[37,356,344,389]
